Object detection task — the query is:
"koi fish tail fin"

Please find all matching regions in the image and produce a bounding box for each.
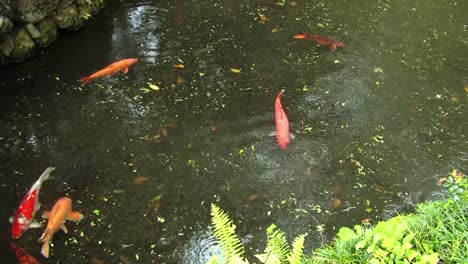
[40,239,50,258]
[80,76,92,85]
[293,31,310,39]
[39,167,54,183]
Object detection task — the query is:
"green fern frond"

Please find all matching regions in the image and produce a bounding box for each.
[256,224,290,263]
[287,234,307,264]
[210,204,246,263]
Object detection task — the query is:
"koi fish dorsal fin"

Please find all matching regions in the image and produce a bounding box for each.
[67,212,84,222]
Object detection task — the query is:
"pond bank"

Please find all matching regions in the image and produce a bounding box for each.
[0,0,105,65]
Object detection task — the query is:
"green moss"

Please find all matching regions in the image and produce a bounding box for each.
[36,18,57,47]
[10,28,35,62]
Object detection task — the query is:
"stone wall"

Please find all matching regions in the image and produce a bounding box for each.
[0,0,105,66]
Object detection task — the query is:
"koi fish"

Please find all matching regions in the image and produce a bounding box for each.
[275,89,290,149]
[80,58,138,85]
[11,167,54,239]
[38,197,83,258]
[293,31,344,51]
[9,242,40,264]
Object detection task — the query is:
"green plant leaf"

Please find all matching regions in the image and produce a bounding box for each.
[210,204,245,262]
[287,234,306,264]
[337,227,357,241]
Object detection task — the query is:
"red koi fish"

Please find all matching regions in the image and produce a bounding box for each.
[9,242,40,264]
[275,89,290,149]
[11,167,54,239]
[38,197,83,258]
[293,31,344,51]
[80,58,138,85]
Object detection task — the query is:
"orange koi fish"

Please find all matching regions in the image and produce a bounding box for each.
[294,31,344,51]
[37,197,83,258]
[80,58,138,85]
[275,89,290,149]
[9,242,40,264]
[11,167,54,239]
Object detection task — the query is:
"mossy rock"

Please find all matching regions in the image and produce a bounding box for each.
[10,28,35,62]
[54,4,78,29]
[13,0,60,23]
[36,18,57,47]
[77,0,105,15]
[0,33,14,56]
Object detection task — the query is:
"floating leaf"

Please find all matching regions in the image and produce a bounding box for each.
[173,64,184,69]
[259,15,267,23]
[93,209,100,216]
[271,26,280,33]
[147,83,160,91]
[133,176,149,184]
[230,68,241,73]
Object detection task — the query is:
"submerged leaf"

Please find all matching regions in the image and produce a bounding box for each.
[230,68,241,73]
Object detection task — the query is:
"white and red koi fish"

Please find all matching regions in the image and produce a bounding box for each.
[10,167,54,239]
[38,197,83,258]
[275,89,290,149]
[80,58,139,85]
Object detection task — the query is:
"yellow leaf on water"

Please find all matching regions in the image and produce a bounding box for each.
[230,68,241,73]
[271,27,279,33]
[173,64,184,69]
[147,83,160,91]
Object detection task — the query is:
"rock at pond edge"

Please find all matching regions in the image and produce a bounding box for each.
[10,27,35,62]
[36,18,57,47]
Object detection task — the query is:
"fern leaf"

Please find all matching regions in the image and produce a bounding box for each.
[256,224,290,263]
[210,204,246,263]
[287,234,307,264]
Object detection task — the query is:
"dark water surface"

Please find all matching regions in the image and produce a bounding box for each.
[0,0,467,263]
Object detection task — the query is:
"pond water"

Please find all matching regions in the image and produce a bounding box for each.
[0,0,466,263]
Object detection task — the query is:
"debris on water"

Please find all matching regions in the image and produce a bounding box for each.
[120,255,130,264]
[113,189,126,194]
[133,176,149,185]
[450,96,460,103]
[259,15,267,23]
[151,194,163,213]
[304,165,313,177]
[230,68,241,73]
[361,218,371,225]
[330,198,342,208]
[247,193,261,201]
[176,76,186,84]
[173,64,184,69]
[210,125,217,134]
[91,257,105,264]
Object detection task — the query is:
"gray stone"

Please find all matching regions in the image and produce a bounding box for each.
[0,33,13,56]
[36,18,56,47]
[12,0,60,23]
[0,15,12,33]
[10,28,35,61]
[54,4,78,29]
[25,23,41,38]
